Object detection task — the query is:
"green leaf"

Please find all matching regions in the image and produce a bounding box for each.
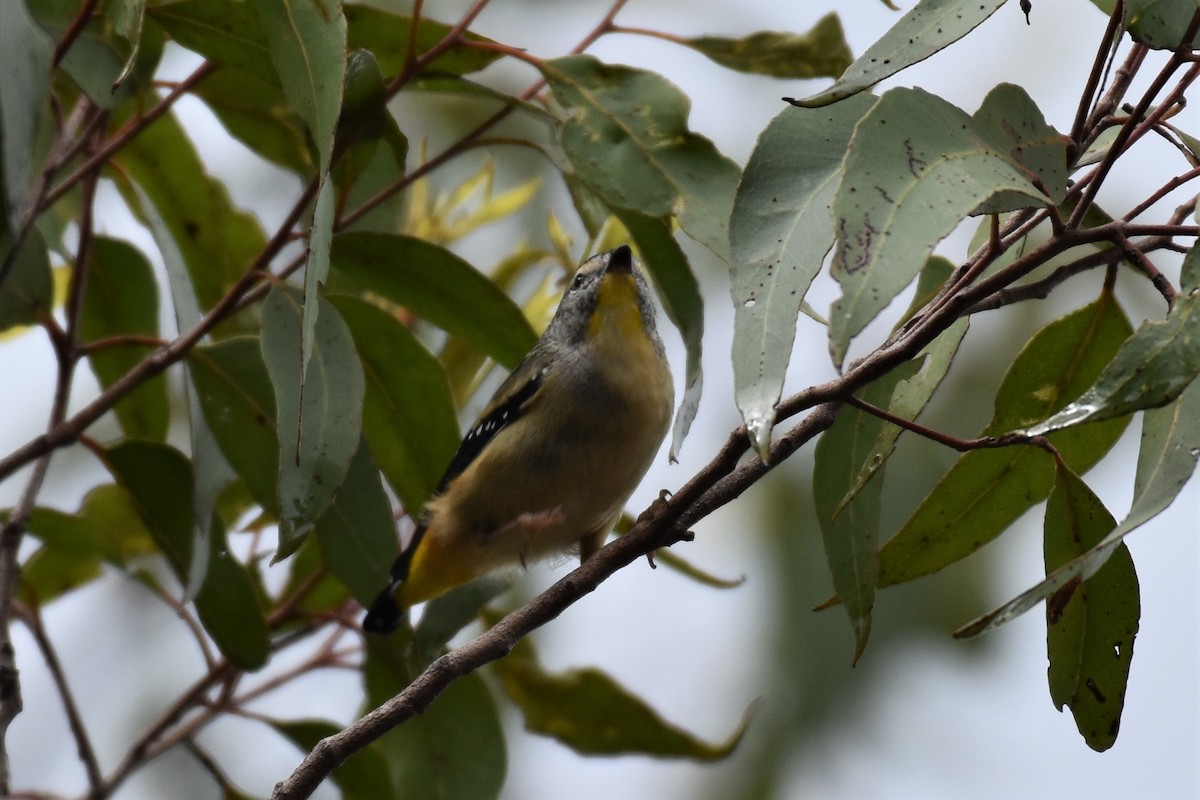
[19,545,103,606]
[78,484,158,563]
[793,0,1008,107]
[105,441,197,581]
[971,83,1070,209]
[345,5,503,78]
[1044,463,1139,752]
[0,0,53,232]
[112,107,267,313]
[615,212,702,459]
[730,94,878,458]
[148,0,278,85]
[1025,247,1200,435]
[364,636,506,800]
[541,55,740,261]
[1090,0,1200,49]
[330,232,536,369]
[827,87,1050,368]
[188,337,280,516]
[194,518,270,669]
[261,287,364,558]
[878,292,1133,588]
[313,438,397,606]
[301,176,336,383]
[0,227,51,331]
[248,0,345,174]
[193,68,314,174]
[494,634,748,761]
[271,719,395,800]
[681,14,852,79]
[80,237,169,440]
[327,294,459,514]
[957,369,1200,637]
[815,366,918,662]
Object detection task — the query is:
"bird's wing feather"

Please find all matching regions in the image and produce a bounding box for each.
[435,356,549,493]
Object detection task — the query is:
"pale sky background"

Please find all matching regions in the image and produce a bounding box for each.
[2,1,1197,799]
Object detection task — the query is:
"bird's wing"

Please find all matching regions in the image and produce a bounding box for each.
[434,352,550,493]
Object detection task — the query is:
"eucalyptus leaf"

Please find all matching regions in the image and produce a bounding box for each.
[730,94,877,458]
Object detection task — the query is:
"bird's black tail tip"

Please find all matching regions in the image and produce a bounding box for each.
[362,590,405,634]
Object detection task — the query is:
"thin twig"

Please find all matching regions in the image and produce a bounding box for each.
[1070,0,1126,149]
[12,605,103,793]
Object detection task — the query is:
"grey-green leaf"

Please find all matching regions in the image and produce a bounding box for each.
[327,294,459,517]
[828,87,1049,368]
[1024,248,1200,436]
[730,94,877,458]
[541,55,740,261]
[248,0,345,173]
[793,0,1008,107]
[0,0,53,232]
[261,287,365,558]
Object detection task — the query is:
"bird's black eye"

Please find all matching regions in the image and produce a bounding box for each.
[570,273,586,291]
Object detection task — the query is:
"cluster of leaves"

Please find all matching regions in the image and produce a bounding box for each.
[0,0,1197,798]
[730,0,1200,752]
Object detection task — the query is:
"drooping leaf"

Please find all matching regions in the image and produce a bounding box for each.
[313,438,398,606]
[877,292,1133,588]
[271,719,395,800]
[814,364,919,662]
[1044,463,1139,752]
[681,14,852,79]
[27,0,143,108]
[730,94,877,458]
[330,232,536,369]
[541,55,740,261]
[827,87,1049,367]
[494,633,748,761]
[793,0,1008,107]
[327,294,459,515]
[193,518,270,670]
[188,337,280,516]
[105,441,196,582]
[261,287,364,559]
[615,212,702,459]
[0,0,53,232]
[248,0,345,173]
[957,369,1200,637]
[79,237,169,440]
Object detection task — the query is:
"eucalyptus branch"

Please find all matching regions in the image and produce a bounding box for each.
[844,396,1061,457]
[51,0,101,68]
[1070,0,1126,148]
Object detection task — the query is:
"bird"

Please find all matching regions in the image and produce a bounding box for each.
[362,244,674,633]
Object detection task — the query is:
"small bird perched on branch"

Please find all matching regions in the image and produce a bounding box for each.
[363,244,674,633]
